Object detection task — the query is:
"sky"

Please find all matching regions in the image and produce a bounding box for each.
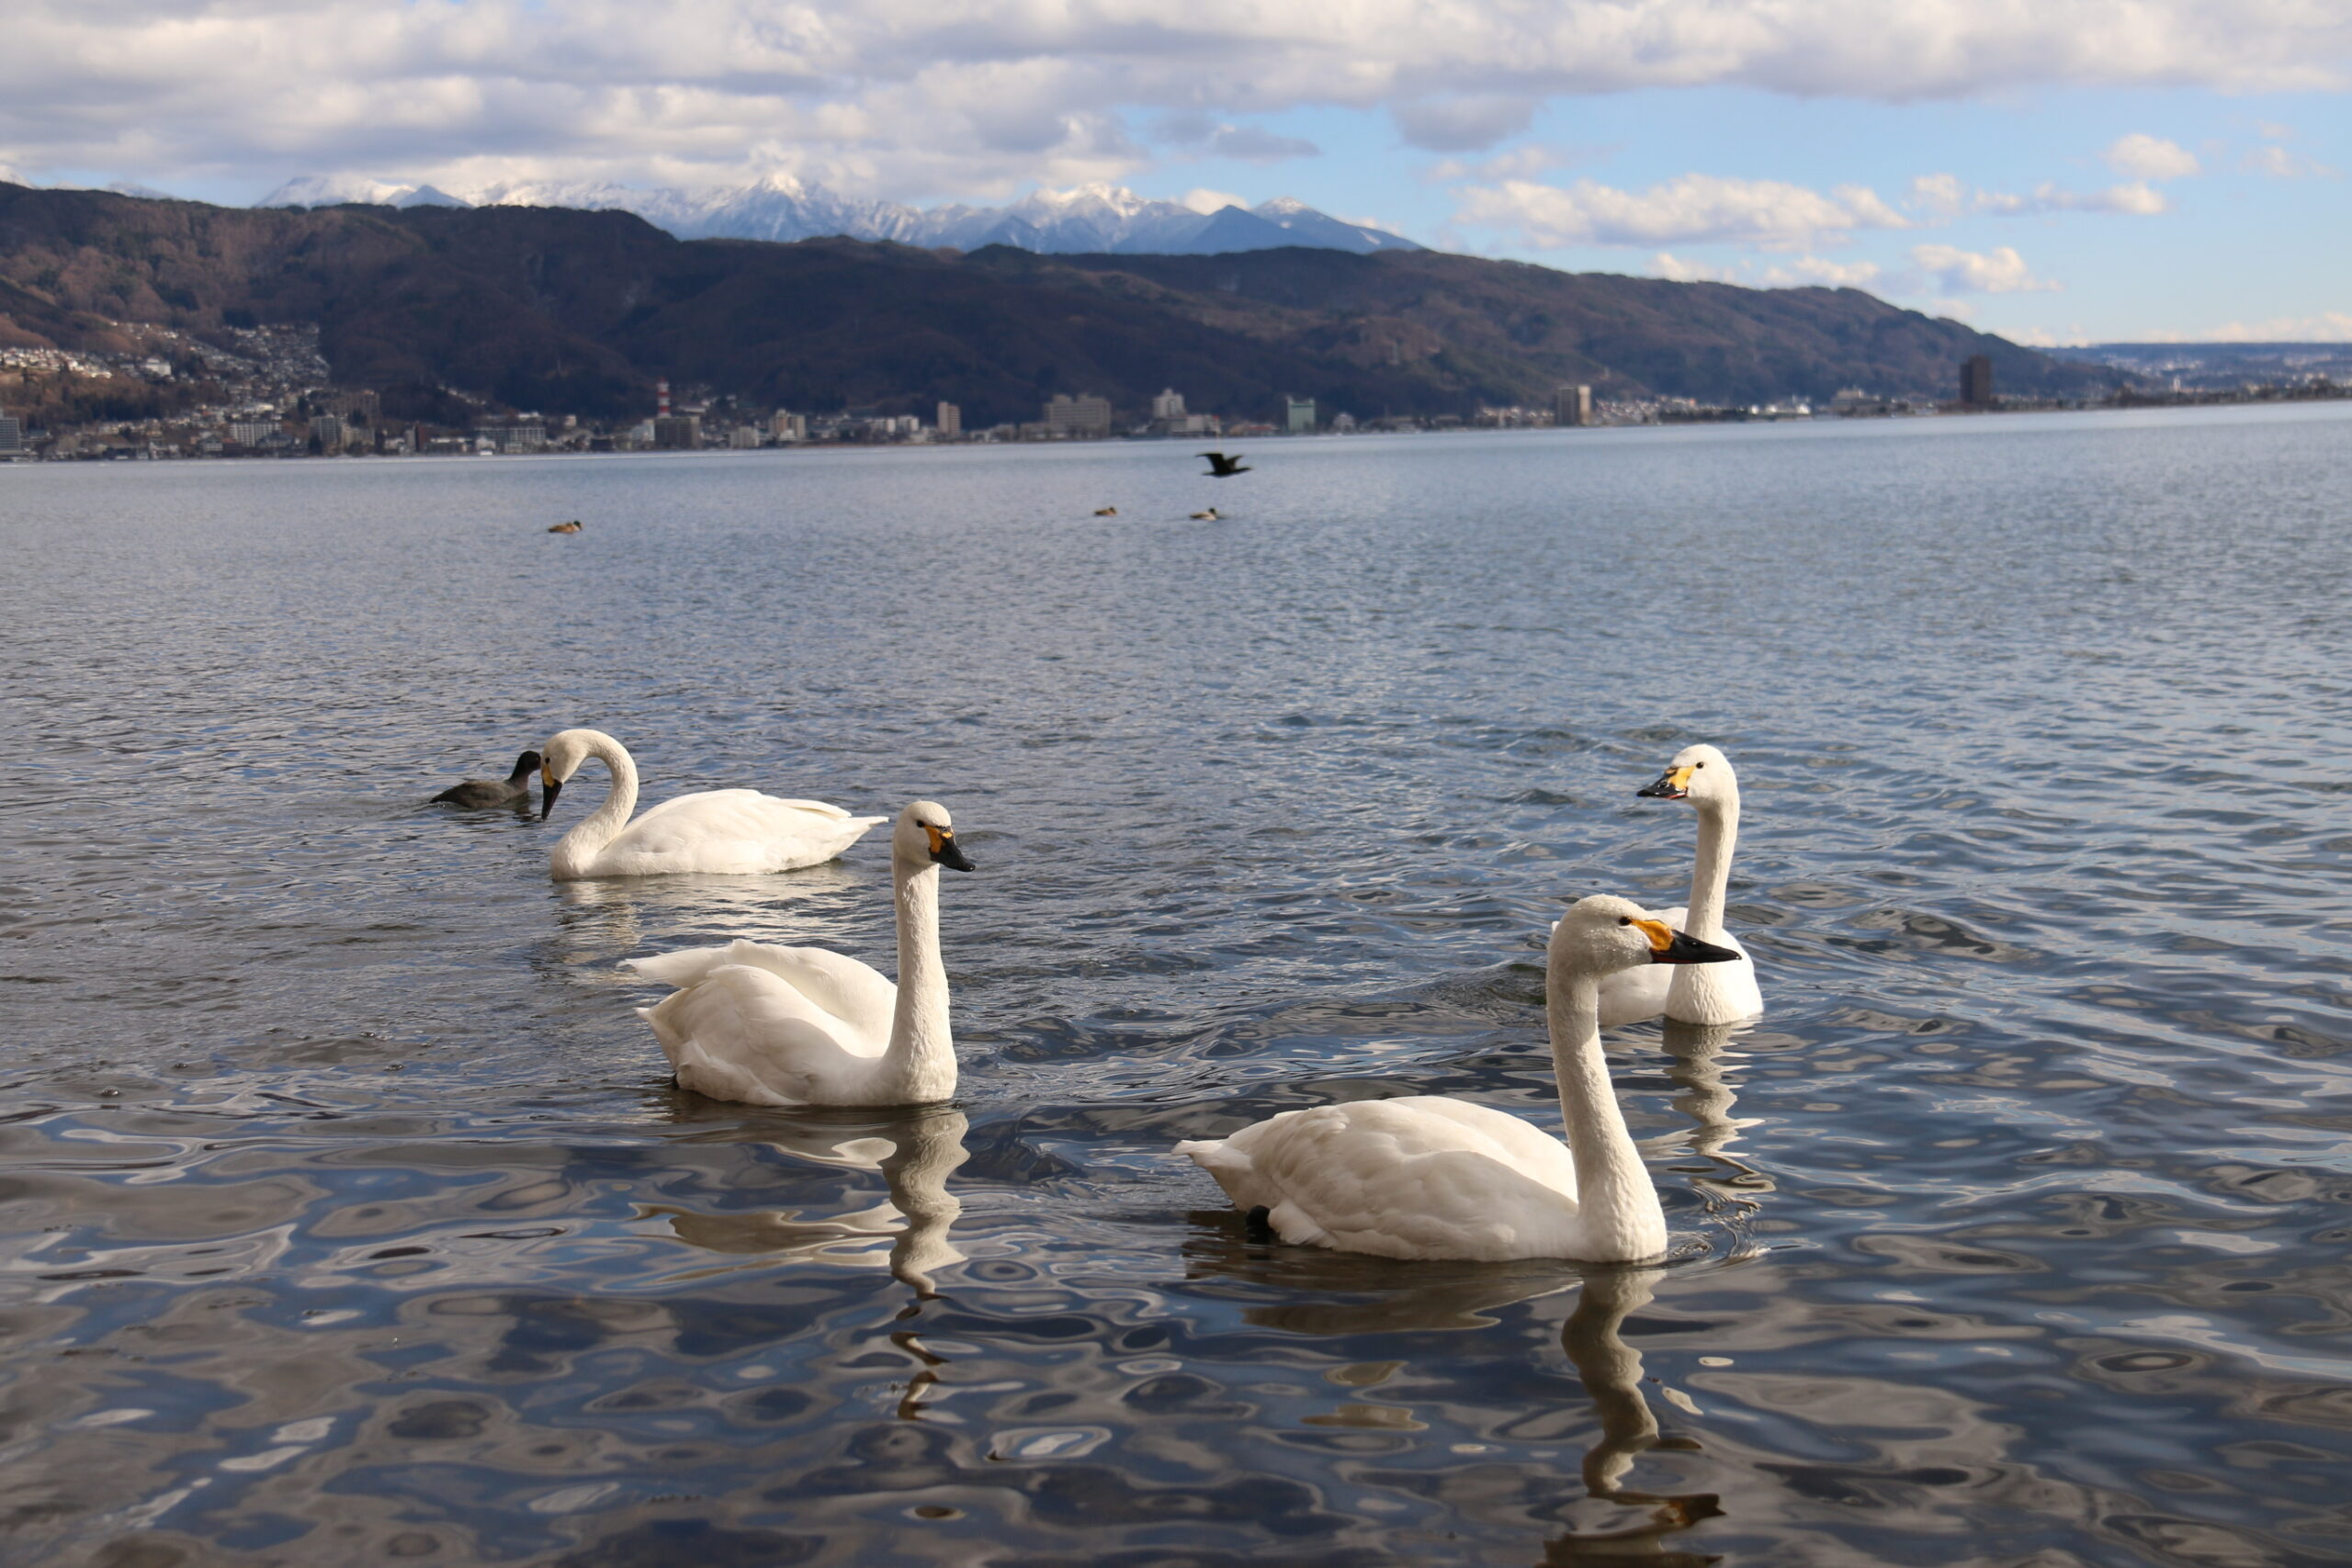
[1,0,2346,344]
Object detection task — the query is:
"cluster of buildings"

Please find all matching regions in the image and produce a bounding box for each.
[19,337,2344,464]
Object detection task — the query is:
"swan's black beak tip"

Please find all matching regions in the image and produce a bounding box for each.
[932,841,976,873]
[1636,770,1689,800]
[539,773,561,821]
[1651,929,1741,965]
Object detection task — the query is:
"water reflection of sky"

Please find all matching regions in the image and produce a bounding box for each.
[0,405,2347,1563]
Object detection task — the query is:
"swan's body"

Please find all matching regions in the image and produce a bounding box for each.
[626,802,974,1107]
[537,728,882,881]
[1594,745,1763,1027]
[1178,897,1738,1263]
[432,749,541,808]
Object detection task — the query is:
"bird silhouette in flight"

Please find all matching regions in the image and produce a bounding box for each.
[1198,452,1250,478]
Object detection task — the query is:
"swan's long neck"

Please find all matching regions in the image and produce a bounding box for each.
[880,857,956,1104]
[1684,788,1739,942]
[551,735,638,880]
[1547,966,1668,1261]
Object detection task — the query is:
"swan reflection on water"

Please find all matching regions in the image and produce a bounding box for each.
[552,862,868,957]
[1182,1231,1720,1560]
[1643,1018,1776,1212]
[644,1104,969,1296]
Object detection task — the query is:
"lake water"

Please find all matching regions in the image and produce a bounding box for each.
[2,406,2348,1567]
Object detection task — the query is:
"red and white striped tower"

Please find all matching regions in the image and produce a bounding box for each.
[656,379,671,418]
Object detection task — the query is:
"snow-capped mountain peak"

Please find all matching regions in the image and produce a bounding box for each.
[254,175,1420,256]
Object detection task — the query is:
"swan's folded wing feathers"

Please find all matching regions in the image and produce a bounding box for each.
[607,791,875,867]
[717,944,895,1035]
[648,964,882,1104]
[1211,1098,1583,1259]
[624,942,748,989]
[632,941,896,1037]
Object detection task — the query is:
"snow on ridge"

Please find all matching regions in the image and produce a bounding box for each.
[254,175,1419,255]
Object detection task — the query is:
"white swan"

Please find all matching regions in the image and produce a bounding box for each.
[1177,896,1740,1262]
[624,802,975,1106]
[1594,743,1764,1027]
[537,728,883,881]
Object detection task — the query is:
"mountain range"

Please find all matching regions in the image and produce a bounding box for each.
[254,175,1423,257]
[0,182,2118,430]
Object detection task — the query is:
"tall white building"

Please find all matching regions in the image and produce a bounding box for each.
[936,401,961,438]
[1150,389,1185,421]
[0,414,23,455]
[1285,397,1316,434]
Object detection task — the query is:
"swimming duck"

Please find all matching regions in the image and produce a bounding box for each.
[432,750,542,808]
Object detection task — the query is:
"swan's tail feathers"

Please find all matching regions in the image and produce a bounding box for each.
[1265,1200,1332,1248]
[1175,1136,1240,1171]
[1176,1136,1269,1211]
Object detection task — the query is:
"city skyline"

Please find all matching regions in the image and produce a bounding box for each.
[1,1,2346,343]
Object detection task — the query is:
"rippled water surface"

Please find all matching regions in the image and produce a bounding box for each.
[3,407,2349,1567]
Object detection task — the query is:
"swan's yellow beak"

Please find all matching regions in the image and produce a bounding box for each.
[1637,764,1694,800]
[539,766,561,821]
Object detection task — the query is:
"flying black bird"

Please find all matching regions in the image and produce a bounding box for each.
[1198,452,1250,478]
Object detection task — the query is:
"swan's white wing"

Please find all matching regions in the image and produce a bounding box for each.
[598,791,885,874]
[639,963,899,1106]
[1180,1096,1583,1262]
[761,798,857,819]
[628,941,896,1040]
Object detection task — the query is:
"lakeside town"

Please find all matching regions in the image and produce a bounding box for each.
[5,322,2348,463]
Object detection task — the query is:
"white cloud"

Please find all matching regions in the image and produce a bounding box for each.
[1179,187,1247,214]
[1908,243,2059,294]
[2155,311,2352,341]
[1649,252,1879,288]
[2103,133,2200,180]
[3,0,2352,199]
[1391,96,1539,152]
[1907,173,1969,218]
[2243,143,2336,177]
[1458,174,1907,250]
[1649,252,1737,283]
[1757,255,1882,288]
[1156,116,1317,163]
[1424,142,1604,185]
[1978,181,2170,215]
[2004,325,2091,347]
